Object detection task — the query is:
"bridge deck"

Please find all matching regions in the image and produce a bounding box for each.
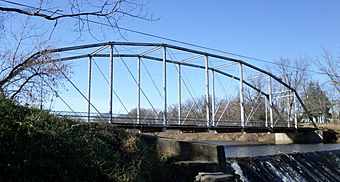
[112,123,317,133]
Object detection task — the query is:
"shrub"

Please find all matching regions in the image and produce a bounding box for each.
[0,96,162,181]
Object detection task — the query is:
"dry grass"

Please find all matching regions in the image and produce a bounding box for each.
[317,123,340,133]
[146,130,275,144]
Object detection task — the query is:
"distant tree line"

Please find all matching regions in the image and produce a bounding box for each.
[120,56,338,126]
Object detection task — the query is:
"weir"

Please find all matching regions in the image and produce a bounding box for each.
[140,133,340,181]
[140,131,338,167]
[227,149,340,181]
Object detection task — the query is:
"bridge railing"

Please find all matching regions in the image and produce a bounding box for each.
[52,111,283,128]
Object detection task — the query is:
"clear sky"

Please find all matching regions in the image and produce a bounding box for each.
[125,1,340,61]
[49,0,340,113]
[48,1,340,59]
[4,0,339,113]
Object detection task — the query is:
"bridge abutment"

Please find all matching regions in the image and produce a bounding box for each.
[275,130,338,144]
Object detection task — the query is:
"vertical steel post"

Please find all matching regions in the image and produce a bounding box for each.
[338,103,340,125]
[212,70,216,127]
[109,45,113,123]
[268,76,274,128]
[162,46,167,127]
[265,96,268,127]
[294,94,298,129]
[178,64,181,125]
[205,56,211,127]
[137,56,141,125]
[284,74,290,127]
[87,56,92,122]
[239,63,245,128]
[287,90,291,128]
[40,77,43,110]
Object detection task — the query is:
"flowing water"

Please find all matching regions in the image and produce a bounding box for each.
[221,143,340,182]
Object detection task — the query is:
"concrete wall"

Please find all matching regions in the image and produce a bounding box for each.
[274,133,294,144]
[140,135,227,169]
[275,131,329,144]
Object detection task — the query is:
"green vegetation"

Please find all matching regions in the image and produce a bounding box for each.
[0,95,163,181]
[303,81,332,120]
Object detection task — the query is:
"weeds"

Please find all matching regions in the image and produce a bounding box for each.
[0,95,163,181]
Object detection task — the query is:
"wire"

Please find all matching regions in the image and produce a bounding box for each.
[112,45,161,118]
[167,49,203,120]
[0,0,329,75]
[42,77,75,113]
[141,60,163,99]
[54,92,75,113]
[91,57,130,114]
[114,45,164,118]
[51,61,103,116]
[214,69,236,115]
[214,68,241,124]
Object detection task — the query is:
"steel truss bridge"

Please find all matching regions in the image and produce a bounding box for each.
[32,41,317,132]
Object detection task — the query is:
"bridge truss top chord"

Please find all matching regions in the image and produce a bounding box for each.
[29,41,317,130]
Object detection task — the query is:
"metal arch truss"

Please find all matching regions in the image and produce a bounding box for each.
[34,41,317,129]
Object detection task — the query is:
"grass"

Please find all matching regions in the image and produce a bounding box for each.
[317,123,340,133]
[0,95,164,181]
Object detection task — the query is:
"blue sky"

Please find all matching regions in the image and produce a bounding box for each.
[5,0,339,113]
[49,0,340,113]
[121,1,339,56]
[51,1,340,59]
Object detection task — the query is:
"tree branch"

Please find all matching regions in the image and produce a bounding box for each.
[9,72,40,100]
[0,51,48,87]
[0,6,117,20]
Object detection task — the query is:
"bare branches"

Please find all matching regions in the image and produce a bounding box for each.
[0,16,69,105]
[0,0,157,40]
[0,6,119,21]
[0,0,155,106]
[0,6,59,20]
[9,71,40,100]
[273,58,311,92]
[315,48,340,94]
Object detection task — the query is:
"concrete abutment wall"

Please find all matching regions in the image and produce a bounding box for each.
[140,135,227,170]
[275,130,338,144]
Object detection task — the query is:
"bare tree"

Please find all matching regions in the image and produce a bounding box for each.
[314,48,340,123]
[0,0,155,106]
[0,0,155,40]
[273,58,311,91]
[0,17,69,106]
[244,77,266,125]
[315,48,340,94]
[270,58,311,124]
